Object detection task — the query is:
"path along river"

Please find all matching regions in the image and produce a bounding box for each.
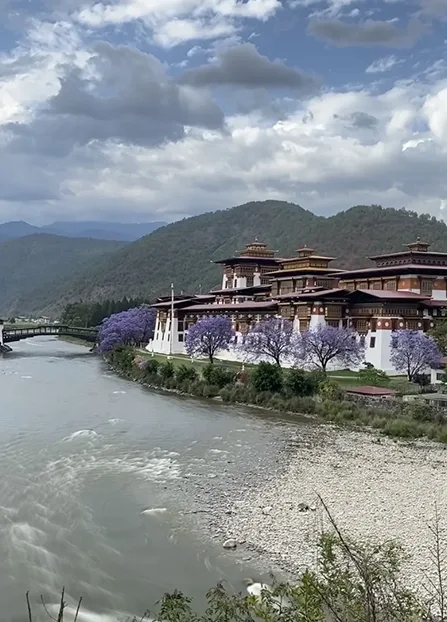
[0,338,295,622]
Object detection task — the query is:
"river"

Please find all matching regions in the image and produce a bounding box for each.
[0,338,293,622]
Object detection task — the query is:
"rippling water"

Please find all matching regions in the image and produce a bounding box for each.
[0,338,291,621]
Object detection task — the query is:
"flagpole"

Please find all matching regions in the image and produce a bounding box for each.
[169,282,174,358]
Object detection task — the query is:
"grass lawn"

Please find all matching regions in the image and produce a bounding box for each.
[327,370,360,378]
[135,350,249,370]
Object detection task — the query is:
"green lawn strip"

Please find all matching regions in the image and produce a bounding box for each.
[134,350,248,370]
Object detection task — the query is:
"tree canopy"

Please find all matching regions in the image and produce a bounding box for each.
[293,325,365,372]
[185,315,234,363]
[390,330,442,380]
[98,306,156,352]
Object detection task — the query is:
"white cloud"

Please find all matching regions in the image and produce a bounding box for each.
[366,55,401,73]
[154,18,237,48]
[3,71,444,224]
[76,0,281,47]
[424,87,447,142]
[0,0,446,225]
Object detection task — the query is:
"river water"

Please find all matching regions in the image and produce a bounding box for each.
[0,338,293,621]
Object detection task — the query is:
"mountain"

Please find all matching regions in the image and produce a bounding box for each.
[19,200,447,317]
[0,234,126,317]
[0,220,167,242]
[0,221,40,239]
[41,221,167,241]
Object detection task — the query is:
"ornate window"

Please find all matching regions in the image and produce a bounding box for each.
[421,279,433,294]
[385,280,397,291]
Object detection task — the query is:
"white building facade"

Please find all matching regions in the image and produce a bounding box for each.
[148,239,447,373]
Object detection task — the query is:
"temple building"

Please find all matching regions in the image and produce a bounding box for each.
[148,238,447,372]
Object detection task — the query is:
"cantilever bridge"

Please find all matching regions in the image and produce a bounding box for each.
[0,323,98,352]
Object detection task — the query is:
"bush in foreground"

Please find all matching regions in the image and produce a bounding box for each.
[251,362,283,393]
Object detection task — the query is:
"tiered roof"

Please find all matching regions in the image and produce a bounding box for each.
[266,245,340,277]
[214,240,279,266]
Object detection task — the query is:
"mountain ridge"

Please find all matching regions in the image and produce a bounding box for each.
[0,234,126,317]
[0,220,167,242]
[3,201,447,317]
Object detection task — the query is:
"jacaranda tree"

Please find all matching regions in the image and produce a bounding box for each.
[98,306,156,352]
[241,318,293,366]
[390,329,442,380]
[185,315,234,364]
[294,324,365,372]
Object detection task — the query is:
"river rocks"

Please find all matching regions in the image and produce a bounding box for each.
[223,538,237,549]
[216,428,447,589]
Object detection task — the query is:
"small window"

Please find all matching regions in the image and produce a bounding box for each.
[370,336,376,348]
[178,333,184,342]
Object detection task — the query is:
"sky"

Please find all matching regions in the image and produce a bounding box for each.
[0,0,446,225]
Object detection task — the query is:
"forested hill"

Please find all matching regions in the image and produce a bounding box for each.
[0,234,126,317]
[11,201,447,316]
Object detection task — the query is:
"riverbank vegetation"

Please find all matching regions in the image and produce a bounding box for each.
[26,503,447,622]
[108,347,447,443]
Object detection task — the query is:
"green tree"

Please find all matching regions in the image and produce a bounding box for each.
[430,320,447,354]
[251,362,283,393]
[285,368,318,396]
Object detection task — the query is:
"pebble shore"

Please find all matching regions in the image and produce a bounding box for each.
[199,425,447,588]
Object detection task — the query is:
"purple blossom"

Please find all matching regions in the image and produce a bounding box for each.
[241,318,293,366]
[185,315,234,363]
[293,324,365,372]
[99,306,156,353]
[390,329,442,380]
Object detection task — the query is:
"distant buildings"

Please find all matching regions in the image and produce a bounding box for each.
[148,238,447,372]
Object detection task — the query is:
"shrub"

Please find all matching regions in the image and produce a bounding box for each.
[307,369,327,390]
[202,364,236,388]
[319,379,345,401]
[405,402,435,422]
[159,361,175,381]
[251,362,283,393]
[358,367,390,386]
[145,358,160,374]
[163,376,178,390]
[285,368,317,397]
[109,346,134,374]
[268,395,286,411]
[219,387,233,402]
[383,418,424,439]
[200,384,220,398]
[283,396,316,415]
[175,364,198,384]
[254,390,273,406]
[412,373,431,388]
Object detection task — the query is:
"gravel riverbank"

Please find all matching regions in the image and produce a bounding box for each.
[180,422,447,588]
